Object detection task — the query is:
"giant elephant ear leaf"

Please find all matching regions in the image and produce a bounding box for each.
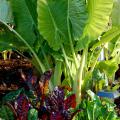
[38,0,87,51]
[38,0,67,51]
[111,0,120,26]
[69,0,88,40]
[76,0,113,50]
[9,0,37,46]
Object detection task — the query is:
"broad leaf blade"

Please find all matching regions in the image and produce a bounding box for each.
[69,0,88,39]
[38,0,68,50]
[9,0,37,46]
[38,0,88,50]
[112,0,120,26]
[76,0,113,50]
[97,59,118,77]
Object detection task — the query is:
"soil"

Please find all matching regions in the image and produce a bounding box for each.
[0,51,34,100]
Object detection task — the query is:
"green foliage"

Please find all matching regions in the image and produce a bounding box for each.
[38,0,87,50]
[0,0,119,116]
[2,88,24,102]
[0,105,14,120]
[78,90,117,120]
[9,0,38,46]
[76,0,113,50]
[28,109,38,120]
[112,0,120,26]
[97,59,118,78]
[0,0,38,51]
[112,36,120,64]
[91,27,120,51]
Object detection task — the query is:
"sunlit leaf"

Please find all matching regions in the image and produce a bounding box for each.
[76,0,113,50]
[38,0,87,50]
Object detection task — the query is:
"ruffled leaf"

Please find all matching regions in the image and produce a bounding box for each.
[16,94,29,120]
[64,94,76,110]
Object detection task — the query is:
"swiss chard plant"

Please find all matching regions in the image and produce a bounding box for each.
[0,70,80,120]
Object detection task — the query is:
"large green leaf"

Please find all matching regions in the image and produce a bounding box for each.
[9,0,37,46]
[76,0,113,50]
[38,0,87,50]
[38,0,67,50]
[112,0,120,26]
[91,27,120,51]
[0,25,26,51]
[69,0,88,40]
[25,0,38,24]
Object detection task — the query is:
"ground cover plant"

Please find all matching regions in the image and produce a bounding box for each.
[0,0,120,119]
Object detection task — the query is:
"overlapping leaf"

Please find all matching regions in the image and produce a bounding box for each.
[9,0,37,46]
[112,0,120,26]
[45,86,79,120]
[76,0,113,50]
[38,0,87,50]
[16,94,29,120]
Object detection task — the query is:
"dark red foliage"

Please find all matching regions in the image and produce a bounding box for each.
[1,70,80,120]
[64,94,76,110]
[15,94,29,120]
[45,86,79,120]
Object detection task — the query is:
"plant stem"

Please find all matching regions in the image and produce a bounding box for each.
[61,45,74,85]
[77,48,87,104]
[1,21,45,73]
[53,60,62,86]
[89,48,102,73]
[40,46,50,69]
[67,0,78,69]
[61,45,72,76]
[82,48,102,93]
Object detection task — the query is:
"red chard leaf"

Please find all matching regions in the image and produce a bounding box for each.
[64,94,76,110]
[16,94,29,120]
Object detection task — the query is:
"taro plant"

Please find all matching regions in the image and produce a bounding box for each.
[0,0,120,111]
